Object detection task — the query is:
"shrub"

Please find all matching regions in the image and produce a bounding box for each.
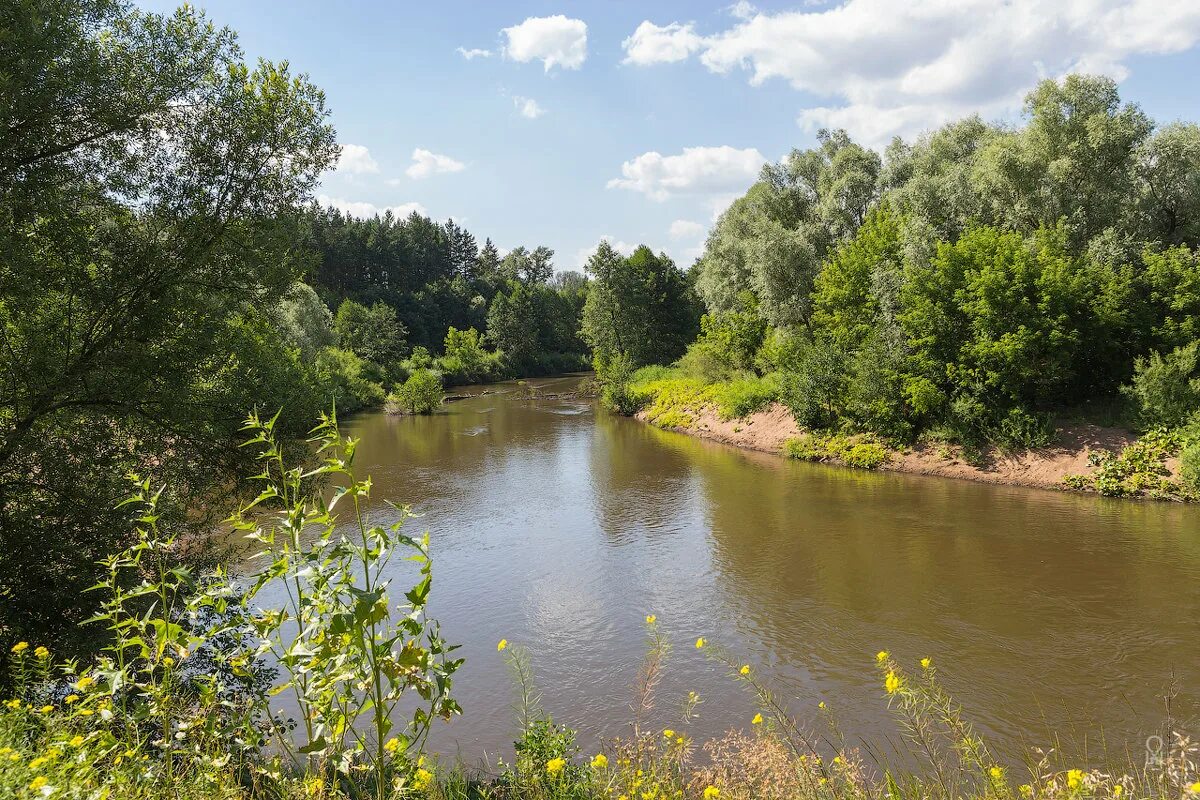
[333,298,408,366]
[1181,439,1200,493]
[1121,341,1200,428]
[314,346,386,412]
[440,326,490,384]
[778,342,849,428]
[709,373,779,420]
[388,368,444,415]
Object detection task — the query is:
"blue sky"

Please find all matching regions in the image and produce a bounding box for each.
[139,0,1200,271]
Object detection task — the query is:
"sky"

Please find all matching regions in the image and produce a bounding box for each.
[137,0,1200,272]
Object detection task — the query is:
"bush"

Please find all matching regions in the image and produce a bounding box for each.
[708,373,779,420]
[314,346,386,412]
[439,326,491,384]
[1181,439,1200,493]
[1121,341,1200,428]
[778,341,849,428]
[387,368,443,415]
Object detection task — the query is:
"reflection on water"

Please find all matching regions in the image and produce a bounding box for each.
[243,375,1200,766]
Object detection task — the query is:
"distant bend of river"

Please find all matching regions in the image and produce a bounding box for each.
[242,374,1200,766]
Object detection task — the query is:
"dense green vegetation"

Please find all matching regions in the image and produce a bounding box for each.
[596,75,1200,498]
[0,0,596,652]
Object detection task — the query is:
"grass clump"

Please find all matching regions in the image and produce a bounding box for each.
[783,432,892,470]
[618,368,781,427]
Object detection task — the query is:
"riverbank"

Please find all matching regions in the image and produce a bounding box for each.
[635,398,1190,499]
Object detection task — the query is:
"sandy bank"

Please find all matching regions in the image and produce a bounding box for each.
[636,400,1181,494]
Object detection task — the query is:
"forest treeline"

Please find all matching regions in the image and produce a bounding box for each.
[589,74,1200,489]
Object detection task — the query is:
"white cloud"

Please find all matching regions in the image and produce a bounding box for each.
[502,15,588,72]
[624,0,1200,147]
[514,96,546,119]
[405,148,466,180]
[335,144,379,175]
[669,219,705,240]
[457,46,492,60]
[728,1,757,19]
[574,235,637,270]
[318,194,428,220]
[622,22,703,65]
[607,145,766,202]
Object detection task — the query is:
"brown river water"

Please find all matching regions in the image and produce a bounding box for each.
[244,375,1200,768]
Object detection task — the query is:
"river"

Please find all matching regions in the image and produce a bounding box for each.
[254,375,1200,768]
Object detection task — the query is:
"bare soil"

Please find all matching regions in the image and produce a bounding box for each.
[636,400,1179,493]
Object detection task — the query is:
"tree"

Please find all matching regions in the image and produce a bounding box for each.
[581,243,701,367]
[0,0,337,651]
[333,299,408,365]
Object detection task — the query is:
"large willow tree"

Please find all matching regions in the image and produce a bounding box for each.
[0,0,338,652]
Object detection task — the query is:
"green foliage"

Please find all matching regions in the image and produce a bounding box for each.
[0,0,338,652]
[777,342,849,429]
[706,374,779,420]
[333,299,409,367]
[1121,342,1200,428]
[388,369,444,415]
[1064,429,1190,500]
[314,347,387,413]
[440,326,490,383]
[783,433,892,470]
[581,243,702,369]
[0,412,461,798]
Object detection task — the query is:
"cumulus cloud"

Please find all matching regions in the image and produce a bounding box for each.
[502,15,588,72]
[405,148,466,180]
[622,22,703,65]
[669,219,705,240]
[318,194,428,220]
[607,145,767,202]
[335,144,379,175]
[514,96,546,119]
[624,0,1200,146]
[456,46,492,60]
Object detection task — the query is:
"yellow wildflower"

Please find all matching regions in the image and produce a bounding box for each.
[64,695,78,704]
[885,671,901,695]
[546,757,565,775]
[920,657,931,670]
[39,705,53,714]
[1066,770,1084,790]
[1188,782,1200,794]
[645,615,657,625]
[663,729,675,738]
[695,637,706,649]
[591,753,607,769]
[29,756,49,769]
[11,642,28,654]
[818,701,826,709]
[497,639,508,652]
[739,665,750,675]
[162,656,174,667]
[1113,785,1123,798]
[75,676,94,690]
[751,713,763,725]
[414,767,433,790]
[69,735,85,747]
[29,776,48,791]
[1019,785,1032,797]
[989,767,1004,780]
[383,737,400,754]
[5,698,20,709]
[34,646,48,659]
[78,709,93,716]
[876,650,889,663]
[703,787,720,800]
[304,776,325,797]
[676,737,684,745]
